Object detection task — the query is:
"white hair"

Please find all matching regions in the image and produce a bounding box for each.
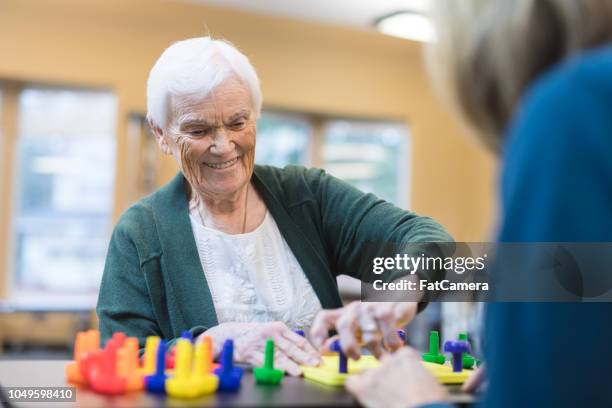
[146,37,262,129]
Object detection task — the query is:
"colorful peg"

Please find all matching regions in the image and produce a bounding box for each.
[167,330,194,369]
[181,330,194,342]
[397,329,406,343]
[145,339,168,394]
[422,331,446,364]
[254,339,284,385]
[330,340,348,374]
[191,338,219,395]
[294,329,305,337]
[78,331,101,385]
[140,336,160,376]
[200,336,220,372]
[107,332,127,349]
[214,339,243,392]
[458,332,476,369]
[117,337,144,392]
[89,335,126,395]
[166,339,197,398]
[444,340,471,373]
[66,331,87,383]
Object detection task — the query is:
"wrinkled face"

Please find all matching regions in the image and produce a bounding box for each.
[160,77,256,199]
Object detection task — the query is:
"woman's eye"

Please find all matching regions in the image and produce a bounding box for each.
[230,121,246,130]
[188,129,209,137]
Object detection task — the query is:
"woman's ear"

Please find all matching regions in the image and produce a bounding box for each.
[149,119,172,155]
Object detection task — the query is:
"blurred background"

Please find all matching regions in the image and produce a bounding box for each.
[0,0,495,359]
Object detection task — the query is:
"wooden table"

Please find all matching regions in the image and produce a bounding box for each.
[0,360,475,407]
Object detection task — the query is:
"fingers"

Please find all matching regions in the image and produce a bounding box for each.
[345,346,449,408]
[313,302,418,361]
[335,302,362,360]
[310,308,342,348]
[273,351,303,377]
[461,364,485,393]
[275,331,320,367]
[359,311,385,358]
[281,328,321,363]
[249,350,303,377]
[373,304,403,352]
[321,335,339,353]
[392,302,418,327]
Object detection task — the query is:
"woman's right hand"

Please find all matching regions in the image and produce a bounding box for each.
[345,346,447,408]
[199,321,321,376]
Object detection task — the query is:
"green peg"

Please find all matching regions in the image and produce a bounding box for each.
[458,332,476,369]
[422,331,445,364]
[254,339,284,385]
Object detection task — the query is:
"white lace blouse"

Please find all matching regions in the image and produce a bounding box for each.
[188,204,323,331]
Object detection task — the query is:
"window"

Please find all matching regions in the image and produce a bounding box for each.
[254,113,409,207]
[11,87,117,298]
[255,112,312,167]
[322,120,409,207]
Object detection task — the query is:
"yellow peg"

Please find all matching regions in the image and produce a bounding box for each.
[117,337,144,391]
[192,337,219,396]
[166,339,198,398]
[140,336,160,376]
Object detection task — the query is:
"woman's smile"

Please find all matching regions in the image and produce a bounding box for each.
[203,155,241,170]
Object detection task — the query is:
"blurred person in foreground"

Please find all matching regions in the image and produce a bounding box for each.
[310,0,612,406]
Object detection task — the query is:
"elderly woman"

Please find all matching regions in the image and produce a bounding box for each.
[96,37,451,376]
[328,0,612,406]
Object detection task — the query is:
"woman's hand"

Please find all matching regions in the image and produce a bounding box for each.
[345,346,447,408]
[310,301,418,359]
[462,364,485,393]
[200,321,321,376]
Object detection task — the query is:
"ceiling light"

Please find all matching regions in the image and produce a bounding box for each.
[375,11,436,43]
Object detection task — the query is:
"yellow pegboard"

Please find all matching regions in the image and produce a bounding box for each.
[302,355,472,387]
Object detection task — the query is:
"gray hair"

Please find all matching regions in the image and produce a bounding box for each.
[427,0,612,151]
[147,37,262,129]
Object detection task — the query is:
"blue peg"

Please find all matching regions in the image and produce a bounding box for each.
[144,339,167,394]
[181,330,193,342]
[397,329,406,343]
[330,339,348,374]
[214,339,243,391]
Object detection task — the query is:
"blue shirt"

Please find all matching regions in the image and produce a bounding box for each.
[428,46,612,408]
[483,46,612,407]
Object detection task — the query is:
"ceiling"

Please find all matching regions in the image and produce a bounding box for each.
[183,0,432,32]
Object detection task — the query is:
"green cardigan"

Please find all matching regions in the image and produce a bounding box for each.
[96,165,452,346]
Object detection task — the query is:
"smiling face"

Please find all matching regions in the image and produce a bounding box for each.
[156,76,257,200]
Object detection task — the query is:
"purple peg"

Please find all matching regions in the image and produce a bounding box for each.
[330,339,348,374]
[444,340,471,373]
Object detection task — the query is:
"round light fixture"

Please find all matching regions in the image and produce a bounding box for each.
[375,11,436,43]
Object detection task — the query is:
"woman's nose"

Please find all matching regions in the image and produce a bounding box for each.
[210,128,234,155]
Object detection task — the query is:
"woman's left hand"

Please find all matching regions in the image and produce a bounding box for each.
[345,346,447,408]
[310,301,417,359]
